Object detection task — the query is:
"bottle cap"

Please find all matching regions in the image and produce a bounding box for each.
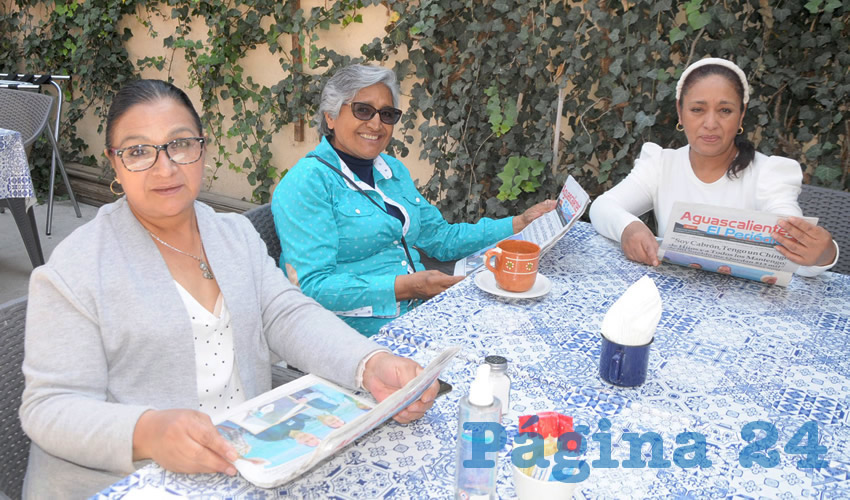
[485,355,507,372]
[468,364,494,406]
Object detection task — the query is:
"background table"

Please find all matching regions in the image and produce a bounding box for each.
[0,127,43,266]
[0,128,35,202]
[96,222,850,498]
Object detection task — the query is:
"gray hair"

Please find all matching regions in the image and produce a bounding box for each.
[317,64,401,138]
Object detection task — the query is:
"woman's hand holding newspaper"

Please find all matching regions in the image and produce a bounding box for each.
[773,217,837,267]
[133,409,239,477]
[621,221,660,267]
[362,352,439,424]
[512,199,558,233]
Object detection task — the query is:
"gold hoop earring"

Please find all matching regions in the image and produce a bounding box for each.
[110,179,124,196]
[676,122,684,132]
[737,127,744,135]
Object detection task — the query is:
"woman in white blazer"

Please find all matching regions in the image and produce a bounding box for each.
[590,57,838,276]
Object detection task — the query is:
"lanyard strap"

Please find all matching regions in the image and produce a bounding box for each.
[307,154,417,273]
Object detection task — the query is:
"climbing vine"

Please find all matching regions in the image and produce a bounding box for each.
[365,0,849,222]
[3,0,848,210]
[3,0,376,201]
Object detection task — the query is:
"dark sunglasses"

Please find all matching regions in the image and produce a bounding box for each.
[346,102,403,125]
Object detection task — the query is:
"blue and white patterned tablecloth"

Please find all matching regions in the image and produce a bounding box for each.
[0,128,35,206]
[96,222,850,499]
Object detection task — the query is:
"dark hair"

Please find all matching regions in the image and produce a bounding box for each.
[105,79,203,149]
[678,64,754,179]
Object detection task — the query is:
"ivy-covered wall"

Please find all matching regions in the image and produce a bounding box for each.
[2,0,398,202]
[2,0,848,219]
[367,0,849,221]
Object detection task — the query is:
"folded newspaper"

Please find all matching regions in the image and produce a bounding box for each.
[215,346,460,488]
[453,176,590,275]
[657,202,817,286]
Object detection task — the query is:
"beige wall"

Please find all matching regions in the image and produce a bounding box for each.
[69,2,431,202]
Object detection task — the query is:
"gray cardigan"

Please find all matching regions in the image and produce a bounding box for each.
[19,198,380,499]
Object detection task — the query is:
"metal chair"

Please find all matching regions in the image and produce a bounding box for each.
[0,98,45,266]
[0,76,71,179]
[242,204,305,386]
[0,86,81,235]
[0,296,30,500]
[0,196,44,268]
[798,184,850,275]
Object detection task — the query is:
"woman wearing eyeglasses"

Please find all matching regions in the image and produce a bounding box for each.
[19,79,439,498]
[272,64,555,337]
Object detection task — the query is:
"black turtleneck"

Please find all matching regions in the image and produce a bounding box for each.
[332,146,404,224]
[334,147,375,187]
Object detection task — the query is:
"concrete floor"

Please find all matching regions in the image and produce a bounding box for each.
[0,199,99,304]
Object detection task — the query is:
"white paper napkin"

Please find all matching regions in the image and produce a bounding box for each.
[601,275,662,346]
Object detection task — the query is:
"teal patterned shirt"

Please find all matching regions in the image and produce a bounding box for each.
[271,138,514,336]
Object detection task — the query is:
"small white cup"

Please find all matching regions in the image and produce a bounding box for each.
[512,463,578,499]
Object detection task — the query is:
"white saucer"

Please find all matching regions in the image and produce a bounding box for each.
[474,271,552,299]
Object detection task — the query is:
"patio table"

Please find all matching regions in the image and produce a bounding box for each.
[0,127,43,266]
[95,222,850,498]
[0,128,34,202]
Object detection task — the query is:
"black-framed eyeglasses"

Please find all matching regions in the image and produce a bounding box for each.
[110,137,206,172]
[345,102,403,125]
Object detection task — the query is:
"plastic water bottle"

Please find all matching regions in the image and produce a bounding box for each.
[455,364,502,499]
[485,355,511,419]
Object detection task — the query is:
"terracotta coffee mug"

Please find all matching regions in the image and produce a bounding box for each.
[484,240,541,292]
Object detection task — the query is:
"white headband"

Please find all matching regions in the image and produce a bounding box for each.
[675,57,750,105]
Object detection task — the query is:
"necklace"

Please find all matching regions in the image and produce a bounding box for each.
[148,231,215,279]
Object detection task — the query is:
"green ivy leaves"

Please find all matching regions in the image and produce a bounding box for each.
[685,0,711,30]
[4,0,138,195]
[369,0,848,224]
[485,85,517,137]
[4,0,848,208]
[805,0,843,14]
[671,0,712,43]
[5,0,377,202]
[497,157,545,201]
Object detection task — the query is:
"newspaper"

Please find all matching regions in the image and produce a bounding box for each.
[453,176,590,275]
[215,346,461,488]
[657,202,817,286]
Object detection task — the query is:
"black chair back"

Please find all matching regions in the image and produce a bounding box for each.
[0,297,30,500]
[798,184,850,274]
[243,204,282,265]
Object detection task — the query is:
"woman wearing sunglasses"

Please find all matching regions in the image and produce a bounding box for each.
[20,79,438,498]
[272,64,554,337]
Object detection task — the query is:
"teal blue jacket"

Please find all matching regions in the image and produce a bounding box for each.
[271,138,513,336]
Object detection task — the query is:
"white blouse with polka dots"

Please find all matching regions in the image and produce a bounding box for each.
[174,281,246,420]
